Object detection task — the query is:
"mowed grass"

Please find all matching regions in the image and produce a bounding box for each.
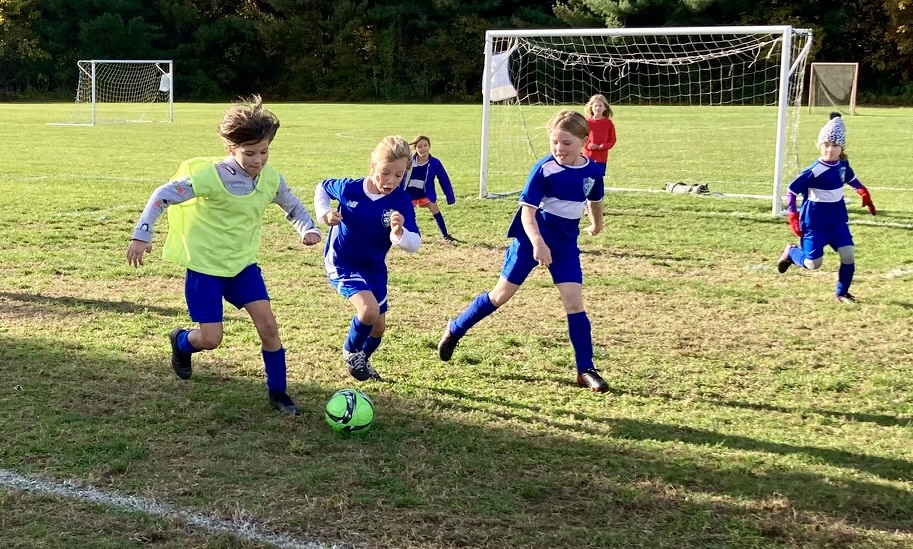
[0,102,912,549]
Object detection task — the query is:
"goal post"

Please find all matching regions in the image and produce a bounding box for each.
[51,60,174,126]
[808,62,858,116]
[479,26,813,216]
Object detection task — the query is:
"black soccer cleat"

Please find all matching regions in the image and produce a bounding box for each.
[269,391,302,416]
[169,328,193,380]
[343,350,381,381]
[437,322,461,362]
[835,292,857,304]
[777,244,797,274]
[576,369,609,393]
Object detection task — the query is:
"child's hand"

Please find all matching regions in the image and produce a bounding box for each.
[584,224,601,236]
[390,211,404,237]
[586,143,597,151]
[302,232,321,246]
[533,242,552,267]
[127,239,152,267]
[787,212,803,237]
[324,211,343,226]
[857,188,877,215]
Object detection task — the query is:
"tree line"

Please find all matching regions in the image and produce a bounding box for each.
[1,0,910,103]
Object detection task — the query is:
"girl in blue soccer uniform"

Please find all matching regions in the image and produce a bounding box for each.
[402,135,458,242]
[776,112,877,303]
[437,110,609,392]
[126,95,322,415]
[315,136,421,381]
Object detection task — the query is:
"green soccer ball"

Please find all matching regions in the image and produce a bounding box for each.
[325,388,375,433]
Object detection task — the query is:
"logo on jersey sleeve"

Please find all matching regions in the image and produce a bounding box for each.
[583,177,595,196]
[382,209,393,228]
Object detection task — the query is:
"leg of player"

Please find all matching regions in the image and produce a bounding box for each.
[438,277,520,361]
[556,282,607,393]
[245,299,301,415]
[344,291,382,381]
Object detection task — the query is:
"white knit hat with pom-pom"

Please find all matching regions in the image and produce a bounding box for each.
[817,112,846,148]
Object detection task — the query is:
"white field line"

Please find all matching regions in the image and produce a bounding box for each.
[0,469,348,549]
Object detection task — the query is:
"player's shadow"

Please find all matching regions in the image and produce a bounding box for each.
[419,382,913,482]
[0,291,183,317]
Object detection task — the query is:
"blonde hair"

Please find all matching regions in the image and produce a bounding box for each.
[371,136,411,165]
[546,110,589,140]
[218,94,280,147]
[410,135,431,148]
[584,94,613,119]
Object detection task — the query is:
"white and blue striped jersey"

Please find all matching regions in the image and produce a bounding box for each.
[788,159,858,229]
[507,154,604,241]
[317,177,419,273]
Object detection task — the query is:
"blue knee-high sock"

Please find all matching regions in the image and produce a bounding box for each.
[262,347,287,393]
[344,316,373,353]
[177,330,200,354]
[363,336,382,359]
[788,246,807,269]
[567,311,594,372]
[433,212,449,237]
[450,293,498,337]
[836,263,855,296]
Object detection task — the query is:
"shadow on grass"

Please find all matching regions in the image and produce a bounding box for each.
[0,291,184,318]
[1,334,911,548]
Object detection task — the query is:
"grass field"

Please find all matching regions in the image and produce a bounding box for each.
[1,102,912,549]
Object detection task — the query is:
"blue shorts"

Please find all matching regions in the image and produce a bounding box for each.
[802,224,854,260]
[327,267,389,314]
[500,237,582,286]
[185,263,269,323]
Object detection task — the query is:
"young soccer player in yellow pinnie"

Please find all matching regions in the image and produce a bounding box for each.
[127,94,321,415]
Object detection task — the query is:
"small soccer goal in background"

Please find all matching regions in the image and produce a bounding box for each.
[50,60,174,126]
[808,62,859,116]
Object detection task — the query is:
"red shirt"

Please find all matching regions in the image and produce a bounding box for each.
[583,117,616,163]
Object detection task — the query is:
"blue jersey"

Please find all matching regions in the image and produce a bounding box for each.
[507,155,604,242]
[788,159,857,230]
[321,177,418,272]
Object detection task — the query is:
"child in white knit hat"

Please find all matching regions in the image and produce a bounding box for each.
[776,112,877,303]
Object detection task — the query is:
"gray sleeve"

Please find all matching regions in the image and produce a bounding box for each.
[275,176,321,239]
[132,178,195,242]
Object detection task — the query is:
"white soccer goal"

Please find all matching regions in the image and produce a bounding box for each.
[480,26,813,215]
[808,62,858,116]
[51,60,174,126]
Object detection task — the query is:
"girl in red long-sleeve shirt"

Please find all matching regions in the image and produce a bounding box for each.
[583,94,616,176]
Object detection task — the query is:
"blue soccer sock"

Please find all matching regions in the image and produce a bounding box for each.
[567,311,594,372]
[262,347,287,393]
[836,262,855,296]
[344,316,373,353]
[788,246,807,269]
[177,329,200,354]
[450,293,498,338]
[433,212,449,237]
[363,335,382,359]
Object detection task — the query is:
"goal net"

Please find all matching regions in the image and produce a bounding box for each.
[480,27,812,215]
[808,62,858,116]
[52,60,174,126]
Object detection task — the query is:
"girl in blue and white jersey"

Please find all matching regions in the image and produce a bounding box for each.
[777,112,877,303]
[436,110,610,392]
[315,136,421,382]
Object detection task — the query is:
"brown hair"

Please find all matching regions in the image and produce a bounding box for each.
[218,94,280,147]
[410,135,431,148]
[371,136,411,165]
[584,94,613,119]
[546,110,589,140]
